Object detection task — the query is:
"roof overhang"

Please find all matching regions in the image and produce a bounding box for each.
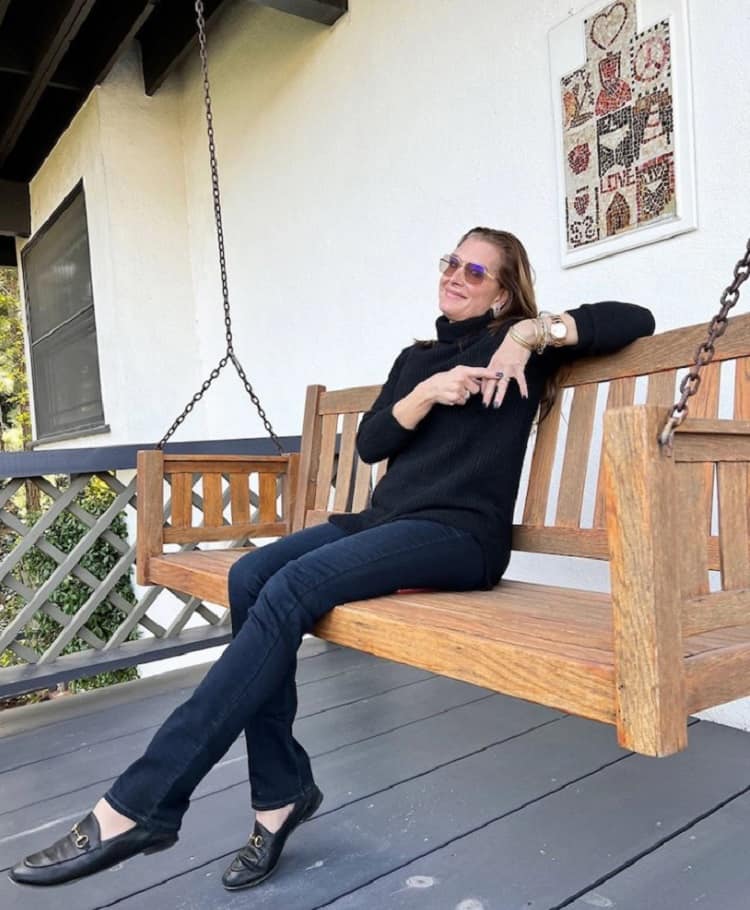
[0,0,347,208]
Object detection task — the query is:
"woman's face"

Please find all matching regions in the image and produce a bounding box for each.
[438,236,508,322]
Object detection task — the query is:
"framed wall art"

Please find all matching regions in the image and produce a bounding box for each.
[549,0,697,267]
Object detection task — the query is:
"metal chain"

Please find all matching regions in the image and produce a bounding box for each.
[659,236,750,450]
[158,0,283,451]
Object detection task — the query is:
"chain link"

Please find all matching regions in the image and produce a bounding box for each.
[659,237,750,450]
[158,0,283,451]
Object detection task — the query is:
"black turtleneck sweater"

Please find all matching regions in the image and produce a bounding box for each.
[329,302,655,587]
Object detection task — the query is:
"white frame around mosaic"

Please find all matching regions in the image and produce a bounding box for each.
[549,0,697,268]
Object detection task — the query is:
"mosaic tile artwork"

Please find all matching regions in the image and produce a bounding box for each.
[561,0,676,249]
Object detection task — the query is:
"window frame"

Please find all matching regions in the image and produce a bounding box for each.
[21,181,108,444]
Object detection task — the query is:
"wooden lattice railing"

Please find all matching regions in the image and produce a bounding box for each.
[0,439,299,698]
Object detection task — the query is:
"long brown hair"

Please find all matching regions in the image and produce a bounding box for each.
[440,227,560,419]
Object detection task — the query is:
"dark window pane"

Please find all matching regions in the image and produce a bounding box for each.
[22,186,105,440]
[24,192,93,342]
[31,309,104,438]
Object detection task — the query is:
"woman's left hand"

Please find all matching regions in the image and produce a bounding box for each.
[482,332,532,408]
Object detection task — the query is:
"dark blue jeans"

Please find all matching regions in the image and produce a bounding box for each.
[105,519,485,834]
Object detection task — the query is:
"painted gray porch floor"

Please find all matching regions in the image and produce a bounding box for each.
[1,639,749,910]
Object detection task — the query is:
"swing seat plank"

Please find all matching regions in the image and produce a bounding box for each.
[137,313,750,758]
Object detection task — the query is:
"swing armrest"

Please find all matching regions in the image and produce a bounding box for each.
[603,407,750,756]
[602,405,686,756]
[136,449,300,585]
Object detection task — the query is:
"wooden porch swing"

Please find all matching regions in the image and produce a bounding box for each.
[136,2,750,759]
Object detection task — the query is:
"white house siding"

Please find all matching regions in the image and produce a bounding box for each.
[18,0,750,723]
[17,51,202,445]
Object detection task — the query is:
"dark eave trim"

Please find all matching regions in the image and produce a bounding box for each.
[0,39,84,92]
[0,234,16,267]
[0,0,98,169]
[0,178,29,237]
[85,0,159,90]
[140,0,347,97]
[254,0,348,27]
[139,0,229,98]
[0,0,11,31]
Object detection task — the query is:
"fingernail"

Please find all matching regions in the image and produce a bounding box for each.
[493,401,501,409]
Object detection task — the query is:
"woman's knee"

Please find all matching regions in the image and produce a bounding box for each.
[228,555,266,629]
[257,559,337,632]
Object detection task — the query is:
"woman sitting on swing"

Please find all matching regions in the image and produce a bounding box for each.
[11,226,654,890]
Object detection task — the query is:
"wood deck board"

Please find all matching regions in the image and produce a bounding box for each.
[568,787,750,910]
[1,647,749,910]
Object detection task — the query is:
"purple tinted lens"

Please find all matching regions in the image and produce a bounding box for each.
[465,263,488,283]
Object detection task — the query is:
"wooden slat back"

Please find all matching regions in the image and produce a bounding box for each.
[555,383,598,528]
[332,412,359,512]
[259,473,278,523]
[296,386,388,529]
[292,385,326,532]
[673,361,721,600]
[522,393,563,525]
[229,474,250,525]
[646,369,677,405]
[736,356,750,420]
[351,455,374,513]
[715,354,750,592]
[170,473,193,529]
[592,376,636,529]
[160,454,297,545]
[716,463,750,590]
[295,313,750,560]
[314,413,339,511]
[202,474,223,528]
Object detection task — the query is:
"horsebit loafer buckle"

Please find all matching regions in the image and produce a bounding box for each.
[71,824,89,850]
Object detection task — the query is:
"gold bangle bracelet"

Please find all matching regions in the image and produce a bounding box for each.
[508,324,536,351]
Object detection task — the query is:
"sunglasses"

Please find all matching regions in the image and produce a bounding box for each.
[438,254,499,285]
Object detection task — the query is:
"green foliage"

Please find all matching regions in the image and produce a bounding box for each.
[2,478,141,706]
[0,270,141,707]
[0,268,30,449]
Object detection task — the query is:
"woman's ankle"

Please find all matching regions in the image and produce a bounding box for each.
[255,803,294,834]
[93,798,137,840]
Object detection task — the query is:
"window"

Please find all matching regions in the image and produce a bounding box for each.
[22,184,105,440]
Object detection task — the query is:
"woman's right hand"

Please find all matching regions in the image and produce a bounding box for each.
[422,365,500,406]
[393,365,499,430]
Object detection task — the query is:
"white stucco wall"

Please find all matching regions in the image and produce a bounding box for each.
[19,0,750,720]
[19,48,202,446]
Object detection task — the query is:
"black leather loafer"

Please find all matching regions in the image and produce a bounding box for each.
[9,811,178,887]
[222,785,323,891]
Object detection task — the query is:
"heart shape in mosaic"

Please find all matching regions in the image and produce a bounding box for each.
[574,193,590,216]
[591,2,628,50]
[568,143,591,174]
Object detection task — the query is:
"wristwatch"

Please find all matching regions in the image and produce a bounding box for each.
[539,312,568,347]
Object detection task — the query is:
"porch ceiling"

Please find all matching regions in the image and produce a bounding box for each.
[0,0,347,185]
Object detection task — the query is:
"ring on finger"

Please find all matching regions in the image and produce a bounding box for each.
[495,371,504,380]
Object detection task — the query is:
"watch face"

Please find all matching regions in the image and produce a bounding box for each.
[551,322,567,340]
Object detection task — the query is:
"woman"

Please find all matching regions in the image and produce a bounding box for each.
[10,227,654,890]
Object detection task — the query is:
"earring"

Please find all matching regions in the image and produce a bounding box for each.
[491,303,503,318]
